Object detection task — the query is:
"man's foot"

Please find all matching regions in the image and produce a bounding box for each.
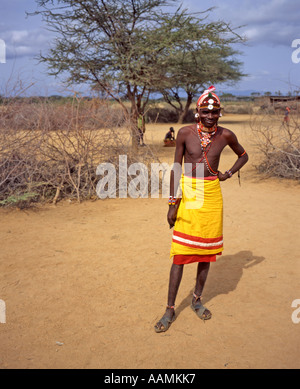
[154,307,175,333]
[191,293,212,320]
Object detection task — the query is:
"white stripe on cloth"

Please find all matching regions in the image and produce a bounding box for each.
[173,235,223,247]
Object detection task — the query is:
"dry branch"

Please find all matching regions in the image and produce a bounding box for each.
[250,107,300,180]
[0,96,159,207]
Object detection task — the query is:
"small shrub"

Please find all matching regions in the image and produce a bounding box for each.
[250,110,300,180]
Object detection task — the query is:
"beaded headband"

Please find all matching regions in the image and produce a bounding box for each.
[197,86,221,110]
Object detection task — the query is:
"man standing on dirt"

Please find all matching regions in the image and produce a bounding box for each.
[154,86,248,333]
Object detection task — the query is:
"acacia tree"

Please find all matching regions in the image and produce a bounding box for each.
[157,19,245,123]
[30,0,245,144]
[30,0,188,147]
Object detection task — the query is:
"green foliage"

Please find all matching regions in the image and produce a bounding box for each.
[0,192,38,207]
[156,15,246,122]
[29,0,245,128]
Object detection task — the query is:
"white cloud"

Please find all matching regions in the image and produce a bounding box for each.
[10,30,29,43]
[183,0,300,46]
[2,28,52,59]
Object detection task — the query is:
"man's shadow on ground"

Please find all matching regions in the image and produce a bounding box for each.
[175,250,265,317]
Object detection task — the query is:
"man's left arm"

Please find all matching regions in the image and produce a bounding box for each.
[218,130,249,181]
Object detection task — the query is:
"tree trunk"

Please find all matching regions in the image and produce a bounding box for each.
[177,109,185,124]
[131,122,139,151]
[177,93,194,124]
[126,87,139,152]
[130,105,139,152]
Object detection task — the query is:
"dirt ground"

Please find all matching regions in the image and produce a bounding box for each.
[0,114,299,369]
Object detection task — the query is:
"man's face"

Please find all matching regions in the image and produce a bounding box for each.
[199,108,221,128]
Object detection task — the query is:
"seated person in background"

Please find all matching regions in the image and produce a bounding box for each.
[164,127,176,146]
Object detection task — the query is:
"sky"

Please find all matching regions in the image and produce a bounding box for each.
[0,0,299,96]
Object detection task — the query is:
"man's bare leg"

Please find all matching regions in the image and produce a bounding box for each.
[192,262,211,319]
[154,264,183,332]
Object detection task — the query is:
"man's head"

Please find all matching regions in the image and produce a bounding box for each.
[196,86,221,128]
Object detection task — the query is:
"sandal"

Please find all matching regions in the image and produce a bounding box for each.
[191,293,212,320]
[154,306,176,333]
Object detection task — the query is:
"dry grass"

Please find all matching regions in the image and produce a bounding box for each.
[250,108,300,180]
[0,96,159,207]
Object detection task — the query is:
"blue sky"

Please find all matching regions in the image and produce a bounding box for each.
[184,0,300,95]
[0,0,299,96]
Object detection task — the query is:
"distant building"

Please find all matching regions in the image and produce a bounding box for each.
[269,96,300,105]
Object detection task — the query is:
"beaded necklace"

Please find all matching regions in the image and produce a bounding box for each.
[196,123,218,176]
[197,123,217,148]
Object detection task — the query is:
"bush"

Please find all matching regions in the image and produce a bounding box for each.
[0,96,158,207]
[223,103,253,114]
[250,110,300,180]
[146,107,195,123]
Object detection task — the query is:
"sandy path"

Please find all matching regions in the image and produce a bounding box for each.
[0,114,299,369]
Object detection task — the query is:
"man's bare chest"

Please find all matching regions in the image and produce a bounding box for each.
[184,130,225,163]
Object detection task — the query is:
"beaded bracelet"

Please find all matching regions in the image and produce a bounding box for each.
[226,170,233,178]
[168,196,177,205]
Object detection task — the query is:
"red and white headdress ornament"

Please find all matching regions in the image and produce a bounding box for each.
[197,86,221,110]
